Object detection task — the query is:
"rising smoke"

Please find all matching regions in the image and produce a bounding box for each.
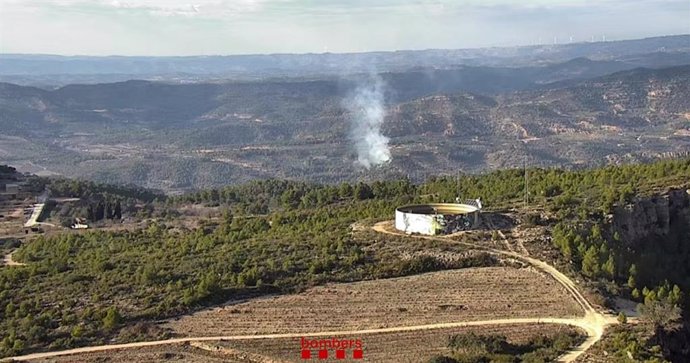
[345,76,391,168]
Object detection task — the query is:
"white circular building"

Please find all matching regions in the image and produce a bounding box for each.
[395,202,481,235]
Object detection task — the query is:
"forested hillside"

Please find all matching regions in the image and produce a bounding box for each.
[2,158,689,359]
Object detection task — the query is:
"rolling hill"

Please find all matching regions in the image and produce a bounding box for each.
[0,64,689,191]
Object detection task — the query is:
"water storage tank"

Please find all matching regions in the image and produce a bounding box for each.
[395,203,480,235]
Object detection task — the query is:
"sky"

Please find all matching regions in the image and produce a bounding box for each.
[0,0,688,56]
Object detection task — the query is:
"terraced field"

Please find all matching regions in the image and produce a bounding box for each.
[29,324,582,363]
[165,267,583,337]
[26,344,229,363]
[220,323,583,363]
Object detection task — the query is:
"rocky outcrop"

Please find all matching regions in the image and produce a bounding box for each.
[610,188,690,362]
[611,189,690,246]
[653,323,690,362]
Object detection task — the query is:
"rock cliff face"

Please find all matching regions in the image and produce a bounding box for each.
[611,189,690,246]
[608,187,690,286]
[654,325,690,363]
[611,189,690,362]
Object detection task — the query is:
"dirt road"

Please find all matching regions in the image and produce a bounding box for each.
[2,250,25,267]
[372,221,618,362]
[1,221,617,362]
[2,317,602,362]
[23,203,45,228]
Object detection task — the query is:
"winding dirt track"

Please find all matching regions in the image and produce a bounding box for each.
[373,221,618,362]
[3,318,598,362]
[2,221,617,362]
[2,250,25,266]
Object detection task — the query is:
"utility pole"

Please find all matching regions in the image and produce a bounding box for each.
[524,158,529,206]
[457,170,461,200]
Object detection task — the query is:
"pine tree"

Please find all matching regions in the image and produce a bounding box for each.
[669,285,683,305]
[102,307,122,330]
[631,288,640,300]
[113,201,122,219]
[657,285,669,301]
[644,290,658,306]
[104,202,112,219]
[582,245,601,278]
[591,224,603,243]
[95,202,105,221]
[602,254,615,280]
[574,235,587,266]
[617,312,627,324]
[338,183,353,199]
[354,183,373,200]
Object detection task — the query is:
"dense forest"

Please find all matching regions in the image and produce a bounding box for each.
[1,158,689,359]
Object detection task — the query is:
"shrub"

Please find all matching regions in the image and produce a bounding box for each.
[102,307,122,330]
[617,312,627,324]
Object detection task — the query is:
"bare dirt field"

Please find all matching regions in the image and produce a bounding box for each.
[27,344,230,363]
[221,323,582,363]
[0,200,31,236]
[32,324,581,363]
[165,267,583,337]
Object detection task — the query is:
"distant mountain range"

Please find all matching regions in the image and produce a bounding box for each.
[0,35,689,191]
[1,34,689,87]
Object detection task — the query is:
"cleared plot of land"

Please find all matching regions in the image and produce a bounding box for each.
[165,267,583,337]
[223,324,582,363]
[32,324,581,363]
[27,344,231,363]
[0,201,30,236]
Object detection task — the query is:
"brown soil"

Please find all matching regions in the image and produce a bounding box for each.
[28,344,232,363]
[32,324,581,363]
[164,267,582,337]
[221,323,580,363]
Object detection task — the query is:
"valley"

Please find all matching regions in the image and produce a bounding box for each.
[2,63,689,192]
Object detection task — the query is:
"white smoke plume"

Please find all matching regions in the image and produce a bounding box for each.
[345,76,391,168]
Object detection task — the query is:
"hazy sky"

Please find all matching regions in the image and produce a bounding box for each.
[1,0,688,56]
